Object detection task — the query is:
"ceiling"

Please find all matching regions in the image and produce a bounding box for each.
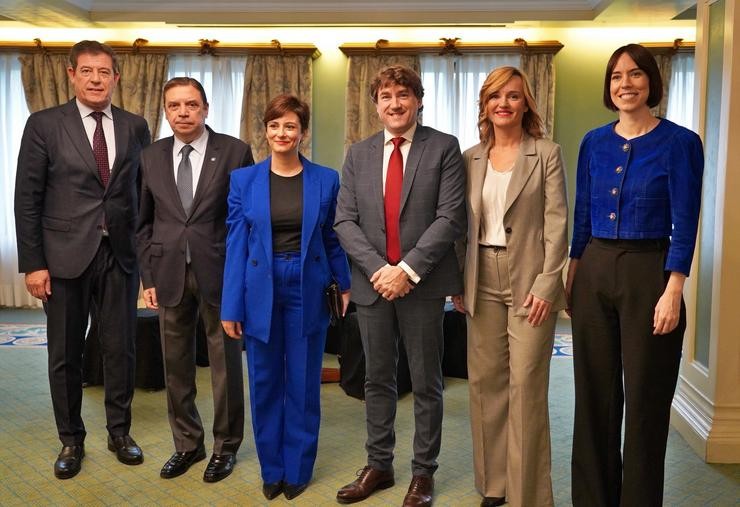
[0,0,697,27]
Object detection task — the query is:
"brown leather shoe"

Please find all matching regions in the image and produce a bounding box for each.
[336,465,395,504]
[402,475,434,507]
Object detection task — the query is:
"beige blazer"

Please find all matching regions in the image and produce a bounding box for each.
[457,134,568,317]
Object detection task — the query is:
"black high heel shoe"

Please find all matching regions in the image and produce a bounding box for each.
[284,482,308,500]
[262,481,284,500]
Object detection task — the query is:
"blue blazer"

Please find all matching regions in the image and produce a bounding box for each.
[221,155,351,343]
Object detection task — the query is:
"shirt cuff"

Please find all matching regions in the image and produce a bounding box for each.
[398,261,421,284]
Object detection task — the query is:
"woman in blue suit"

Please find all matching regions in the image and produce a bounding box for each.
[221,94,350,500]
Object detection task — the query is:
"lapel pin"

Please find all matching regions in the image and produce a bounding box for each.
[210,157,216,162]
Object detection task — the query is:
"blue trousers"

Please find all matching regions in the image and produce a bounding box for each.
[245,251,326,485]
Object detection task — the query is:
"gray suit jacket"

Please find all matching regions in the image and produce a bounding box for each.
[136,127,254,308]
[457,135,568,317]
[334,124,466,305]
[15,99,151,278]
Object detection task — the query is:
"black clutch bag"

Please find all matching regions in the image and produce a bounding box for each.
[325,280,343,324]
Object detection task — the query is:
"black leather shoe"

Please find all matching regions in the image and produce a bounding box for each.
[160,446,207,479]
[54,445,84,479]
[262,481,283,500]
[203,453,236,483]
[107,435,143,465]
[284,482,308,500]
[481,497,506,507]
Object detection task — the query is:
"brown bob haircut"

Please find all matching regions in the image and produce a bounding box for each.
[603,43,663,111]
[477,66,544,146]
[69,40,119,74]
[369,65,424,111]
[162,77,209,106]
[263,94,310,131]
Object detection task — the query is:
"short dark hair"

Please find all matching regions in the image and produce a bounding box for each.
[162,77,209,106]
[263,94,310,132]
[370,65,424,107]
[603,43,663,111]
[69,40,119,74]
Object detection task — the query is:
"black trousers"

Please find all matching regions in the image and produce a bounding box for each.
[46,239,138,445]
[571,238,685,507]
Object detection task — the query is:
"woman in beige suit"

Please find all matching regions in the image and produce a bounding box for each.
[453,66,568,507]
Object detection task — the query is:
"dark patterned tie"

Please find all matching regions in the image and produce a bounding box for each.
[384,137,404,265]
[90,111,110,186]
[178,144,194,215]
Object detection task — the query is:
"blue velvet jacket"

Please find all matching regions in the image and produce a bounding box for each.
[570,119,703,276]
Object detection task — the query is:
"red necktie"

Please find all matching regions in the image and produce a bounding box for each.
[91,111,110,187]
[385,137,404,265]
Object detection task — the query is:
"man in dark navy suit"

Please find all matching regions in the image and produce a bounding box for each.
[15,40,150,479]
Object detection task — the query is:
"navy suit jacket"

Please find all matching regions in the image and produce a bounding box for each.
[220,155,350,343]
[15,99,150,278]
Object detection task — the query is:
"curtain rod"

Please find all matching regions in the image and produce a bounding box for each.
[0,38,321,58]
[339,38,564,56]
[640,39,695,55]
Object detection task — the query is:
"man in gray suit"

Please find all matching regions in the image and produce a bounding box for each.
[334,65,466,507]
[15,40,150,479]
[137,77,253,482]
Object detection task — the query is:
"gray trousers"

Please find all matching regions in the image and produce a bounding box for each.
[159,266,245,455]
[356,294,445,477]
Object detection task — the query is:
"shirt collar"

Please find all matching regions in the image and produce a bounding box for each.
[174,127,209,156]
[384,123,417,145]
[77,99,113,120]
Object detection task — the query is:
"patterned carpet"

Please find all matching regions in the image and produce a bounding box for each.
[0,323,48,348]
[1,309,738,506]
[0,322,575,356]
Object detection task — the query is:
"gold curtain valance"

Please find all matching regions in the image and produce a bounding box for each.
[0,38,320,58]
[339,38,563,56]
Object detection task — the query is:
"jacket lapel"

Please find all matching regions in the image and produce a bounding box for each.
[300,156,319,266]
[505,134,537,214]
[254,159,273,266]
[468,144,487,218]
[61,100,100,184]
[191,127,219,217]
[108,105,130,192]
[157,137,185,217]
[467,143,488,242]
[400,124,425,214]
[368,132,386,223]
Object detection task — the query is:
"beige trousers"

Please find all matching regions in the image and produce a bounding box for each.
[467,247,555,507]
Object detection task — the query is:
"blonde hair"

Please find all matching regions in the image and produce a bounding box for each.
[477,66,544,146]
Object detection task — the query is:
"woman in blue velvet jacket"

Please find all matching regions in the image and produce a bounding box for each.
[566,44,703,507]
[221,94,350,501]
